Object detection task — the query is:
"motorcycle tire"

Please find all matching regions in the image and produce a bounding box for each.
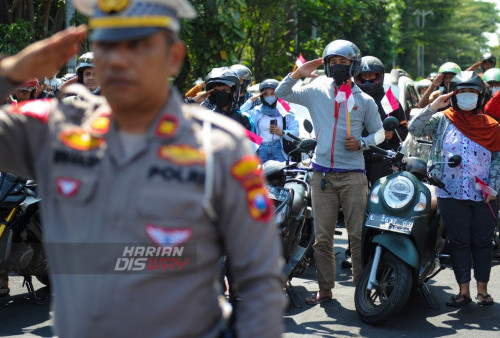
[35,274,50,286]
[354,250,412,325]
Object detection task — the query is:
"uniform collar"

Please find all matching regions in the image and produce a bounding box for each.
[103,87,189,166]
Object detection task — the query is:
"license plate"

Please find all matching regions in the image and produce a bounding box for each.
[365,213,414,234]
[266,185,290,202]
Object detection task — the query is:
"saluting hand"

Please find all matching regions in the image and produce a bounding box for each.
[431,73,444,89]
[291,58,324,80]
[0,25,87,85]
[192,89,213,103]
[250,91,264,102]
[429,91,455,112]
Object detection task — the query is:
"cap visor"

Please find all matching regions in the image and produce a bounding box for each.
[90,27,162,42]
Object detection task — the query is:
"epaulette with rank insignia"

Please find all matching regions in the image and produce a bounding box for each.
[8,99,54,123]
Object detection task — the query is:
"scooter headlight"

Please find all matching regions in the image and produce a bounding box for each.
[383,176,414,209]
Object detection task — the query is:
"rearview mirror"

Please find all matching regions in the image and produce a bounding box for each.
[303,119,314,134]
[383,116,399,132]
[448,155,462,168]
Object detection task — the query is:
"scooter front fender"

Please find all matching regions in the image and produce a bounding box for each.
[372,233,418,269]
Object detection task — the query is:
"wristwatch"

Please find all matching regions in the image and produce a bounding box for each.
[360,139,366,150]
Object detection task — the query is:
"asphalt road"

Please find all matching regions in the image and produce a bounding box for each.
[0,277,51,337]
[284,230,500,338]
[1,229,500,337]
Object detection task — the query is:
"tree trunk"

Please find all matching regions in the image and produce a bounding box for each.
[11,0,22,22]
[0,0,12,24]
[27,0,35,31]
[42,0,53,36]
[52,3,65,34]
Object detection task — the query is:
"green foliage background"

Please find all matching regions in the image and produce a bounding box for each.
[0,0,499,92]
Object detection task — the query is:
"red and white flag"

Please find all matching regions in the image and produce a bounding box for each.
[335,83,355,112]
[475,176,498,219]
[335,83,355,135]
[277,98,291,116]
[245,129,263,152]
[381,87,399,115]
[292,53,306,72]
[475,176,497,197]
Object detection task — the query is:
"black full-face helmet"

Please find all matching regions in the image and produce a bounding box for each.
[76,52,94,84]
[322,39,361,78]
[205,67,241,104]
[354,56,385,96]
[230,64,252,92]
[449,71,486,113]
[481,53,496,71]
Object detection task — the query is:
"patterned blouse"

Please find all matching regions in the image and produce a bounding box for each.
[436,123,491,201]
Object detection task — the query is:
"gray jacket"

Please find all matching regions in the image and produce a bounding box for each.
[275,75,384,169]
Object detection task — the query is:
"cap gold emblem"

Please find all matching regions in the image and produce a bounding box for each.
[97,0,130,14]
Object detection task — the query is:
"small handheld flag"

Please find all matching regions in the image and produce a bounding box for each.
[335,83,355,135]
[245,129,263,153]
[475,176,497,197]
[277,98,291,116]
[475,176,498,219]
[381,87,400,115]
[292,54,306,72]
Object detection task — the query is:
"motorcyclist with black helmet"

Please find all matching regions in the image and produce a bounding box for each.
[188,67,254,131]
[354,55,408,184]
[276,39,384,304]
[185,64,257,110]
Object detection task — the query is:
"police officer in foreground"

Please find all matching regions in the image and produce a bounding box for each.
[0,0,284,337]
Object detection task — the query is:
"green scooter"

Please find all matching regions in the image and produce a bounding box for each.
[354,117,461,325]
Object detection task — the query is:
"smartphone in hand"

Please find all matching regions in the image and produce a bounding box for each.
[270,119,277,126]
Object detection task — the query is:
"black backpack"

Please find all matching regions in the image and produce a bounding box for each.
[281,115,300,161]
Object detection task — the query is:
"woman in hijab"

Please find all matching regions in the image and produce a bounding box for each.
[409,71,500,307]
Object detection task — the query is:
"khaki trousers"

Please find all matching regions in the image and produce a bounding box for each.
[311,171,368,289]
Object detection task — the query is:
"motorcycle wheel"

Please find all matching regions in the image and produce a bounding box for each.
[35,274,50,286]
[354,251,412,325]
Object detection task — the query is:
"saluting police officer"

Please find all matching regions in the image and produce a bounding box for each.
[0,1,284,337]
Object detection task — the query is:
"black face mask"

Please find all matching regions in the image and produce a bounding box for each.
[209,90,232,108]
[329,64,351,86]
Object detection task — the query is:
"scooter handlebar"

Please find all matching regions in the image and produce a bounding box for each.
[369,145,390,156]
[285,132,301,142]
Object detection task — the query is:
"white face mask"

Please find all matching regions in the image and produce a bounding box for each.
[456,92,478,111]
[264,95,277,106]
[492,87,500,96]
